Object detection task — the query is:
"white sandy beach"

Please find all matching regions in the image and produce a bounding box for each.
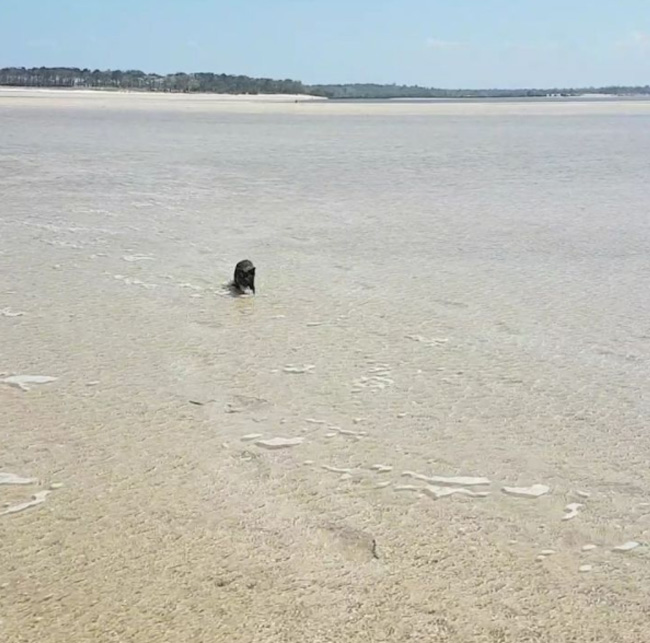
[1,89,649,642]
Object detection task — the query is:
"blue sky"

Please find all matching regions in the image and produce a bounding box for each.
[1,0,649,88]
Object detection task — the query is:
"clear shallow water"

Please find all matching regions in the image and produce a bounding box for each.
[1,91,649,642]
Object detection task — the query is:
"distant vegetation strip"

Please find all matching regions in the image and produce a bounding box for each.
[1,66,649,99]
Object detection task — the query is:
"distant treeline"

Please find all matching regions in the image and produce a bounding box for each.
[310,82,650,99]
[0,67,306,95]
[1,66,649,99]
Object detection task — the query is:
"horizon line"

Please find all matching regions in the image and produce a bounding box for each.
[1,65,649,94]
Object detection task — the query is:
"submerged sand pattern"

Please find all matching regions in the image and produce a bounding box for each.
[1,89,650,643]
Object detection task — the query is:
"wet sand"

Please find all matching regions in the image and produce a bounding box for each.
[1,89,649,642]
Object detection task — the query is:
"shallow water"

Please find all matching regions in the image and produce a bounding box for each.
[1,90,649,642]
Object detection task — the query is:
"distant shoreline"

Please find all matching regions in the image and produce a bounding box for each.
[2,86,650,105]
[2,66,649,100]
[0,86,326,102]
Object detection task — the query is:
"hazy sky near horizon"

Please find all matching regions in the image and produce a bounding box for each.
[1,0,649,88]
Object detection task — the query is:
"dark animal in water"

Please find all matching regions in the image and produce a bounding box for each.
[233,259,256,294]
